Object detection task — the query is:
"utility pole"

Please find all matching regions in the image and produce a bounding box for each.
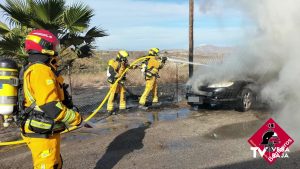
[189,0,194,78]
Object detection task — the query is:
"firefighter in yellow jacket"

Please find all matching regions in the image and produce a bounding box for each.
[106,50,130,114]
[139,48,167,109]
[21,29,82,169]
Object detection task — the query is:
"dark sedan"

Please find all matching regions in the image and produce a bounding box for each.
[186,80,257,111]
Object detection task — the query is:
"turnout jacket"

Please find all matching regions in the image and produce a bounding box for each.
[23,63,81,134]
[142,56,165,79]
[107,59,128,83]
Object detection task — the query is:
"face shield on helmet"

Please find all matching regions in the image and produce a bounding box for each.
[148,48,159,56]
[117,50,129,63]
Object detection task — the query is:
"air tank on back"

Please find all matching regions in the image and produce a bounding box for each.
[0,59,18,127]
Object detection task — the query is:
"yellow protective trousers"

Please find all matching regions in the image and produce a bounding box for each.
[22,134,62,169]
[107,84,126,112]
[139,77,158,105]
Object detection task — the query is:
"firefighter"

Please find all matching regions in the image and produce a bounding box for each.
[106,50,130,114]
[139,48,167,109]
[21,29,82,169]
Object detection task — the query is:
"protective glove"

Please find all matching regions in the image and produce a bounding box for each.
[145,71,153,78]
[141,63,147,72]
[76,117,83,126]
[67,111,83,126]
[119,80,125,85]
[107,76,115,84]
[161,56,167,63]
[62,83,74,109]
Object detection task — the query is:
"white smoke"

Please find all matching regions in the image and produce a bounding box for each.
[192,0,300,145]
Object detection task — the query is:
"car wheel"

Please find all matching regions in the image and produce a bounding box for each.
[235,88,254,112]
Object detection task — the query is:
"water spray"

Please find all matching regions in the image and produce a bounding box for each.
[167,57,210,67]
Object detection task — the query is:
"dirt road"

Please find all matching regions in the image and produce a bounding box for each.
[0,103,299,169]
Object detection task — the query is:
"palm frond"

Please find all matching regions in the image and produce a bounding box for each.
[0,22,11,35]
[30,0,65,23]
[0,0,31,27]
[60,33,85,49]
[0,25,29,58]
[63,2,94,33]
[0,34,24,56]
[26,0,65,34]
[74,43,94,58]
[84,26,108,44]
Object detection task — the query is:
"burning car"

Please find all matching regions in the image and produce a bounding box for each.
[186,80,258,112]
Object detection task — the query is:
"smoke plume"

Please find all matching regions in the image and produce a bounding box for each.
[191,0,300,146]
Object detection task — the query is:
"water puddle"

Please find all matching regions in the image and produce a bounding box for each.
[64,105,193,141]
[147,108,191,122]
[205,120,264,140]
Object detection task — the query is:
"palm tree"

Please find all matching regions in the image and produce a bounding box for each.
[0,0,108,60]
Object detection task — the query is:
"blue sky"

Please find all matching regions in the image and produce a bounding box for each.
[0,0,253,50]
[68,0,252,50]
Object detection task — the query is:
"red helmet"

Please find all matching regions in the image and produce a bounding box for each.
[25,29,59,56]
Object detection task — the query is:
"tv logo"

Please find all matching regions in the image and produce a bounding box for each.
[248,118,294,164]
[250,147,290,158]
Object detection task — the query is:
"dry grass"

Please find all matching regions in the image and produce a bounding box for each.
[66,62,189,89]
[63,72,107,89]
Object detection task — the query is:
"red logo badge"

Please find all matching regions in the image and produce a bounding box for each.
[248,118,294,164]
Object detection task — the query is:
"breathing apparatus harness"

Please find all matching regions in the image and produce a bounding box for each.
[17,60,69,138]
[142,55,167,80]
[107,57,129,84]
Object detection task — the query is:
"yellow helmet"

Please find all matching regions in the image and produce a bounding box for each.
[117,50,129,58]
[117,50,129,62]
[148,48,159,56]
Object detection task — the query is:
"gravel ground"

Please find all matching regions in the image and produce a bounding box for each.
[0,103,299,169]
